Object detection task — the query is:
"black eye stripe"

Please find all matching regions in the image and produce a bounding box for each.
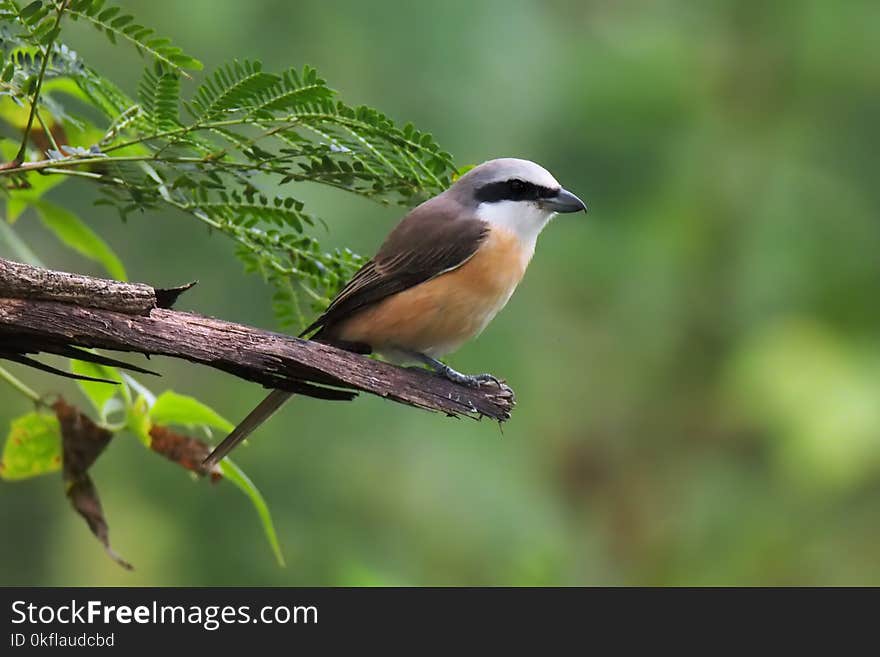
[475,178,558,203]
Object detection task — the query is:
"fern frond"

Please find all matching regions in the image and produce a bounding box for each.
[245,65,335,119]
[187,59,279,123]
[138,62,179,132]
[66,0,201,76]
[192,196,311,232]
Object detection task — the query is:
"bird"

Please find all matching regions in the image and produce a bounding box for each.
[203,158,586,468]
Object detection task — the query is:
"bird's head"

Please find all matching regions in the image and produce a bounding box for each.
[449,158,586,244]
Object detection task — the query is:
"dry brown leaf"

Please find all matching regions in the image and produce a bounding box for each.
[149,424,222,481]
[53,398,132,570]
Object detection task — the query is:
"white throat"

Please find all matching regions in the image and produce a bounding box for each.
[476,200,556,254]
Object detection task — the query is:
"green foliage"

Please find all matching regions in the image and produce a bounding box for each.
[1,1,455,319]
[0,411,61,480]
[2,0,59,46]
[0,1,451,567]
[61,363,282,563]
[0,366,284,565]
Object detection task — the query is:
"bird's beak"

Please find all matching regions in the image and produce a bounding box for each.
[546,187,587,213]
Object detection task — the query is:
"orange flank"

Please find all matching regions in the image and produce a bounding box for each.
[335,226,532,358]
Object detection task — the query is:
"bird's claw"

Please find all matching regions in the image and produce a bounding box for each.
[410,353,505,390]
[472,373,504,388]
[442,368,503,389]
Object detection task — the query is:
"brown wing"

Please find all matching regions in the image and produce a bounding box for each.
[300,196,489,338]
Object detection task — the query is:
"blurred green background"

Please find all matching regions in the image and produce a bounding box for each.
[2,0,880,585]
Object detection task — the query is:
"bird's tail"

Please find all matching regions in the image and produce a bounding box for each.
[202,389,293,468]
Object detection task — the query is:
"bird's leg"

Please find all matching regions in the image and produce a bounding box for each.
[410,352,503,388]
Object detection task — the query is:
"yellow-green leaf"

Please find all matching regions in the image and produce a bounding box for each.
[0,413,62,481]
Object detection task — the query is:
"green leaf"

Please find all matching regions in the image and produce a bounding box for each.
[19,1,43,20]
[0,412,61,481]
[33,199,127,280]
[125,388,282,565]
[149,391,234,433]
[219,459,285,567]
[71,360,125,423]
[38,25,60,45]
[194,200,306,232]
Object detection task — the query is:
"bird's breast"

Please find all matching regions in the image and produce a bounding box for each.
[335,225,533,358]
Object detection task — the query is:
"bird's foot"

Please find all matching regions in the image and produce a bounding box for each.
[429,360,503,389]
[406,352,505,388]
[444,369,504,389]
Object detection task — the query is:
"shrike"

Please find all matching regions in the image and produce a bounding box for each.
[204,158,586,467]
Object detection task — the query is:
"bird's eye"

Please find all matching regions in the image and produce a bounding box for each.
[509,179,525,193]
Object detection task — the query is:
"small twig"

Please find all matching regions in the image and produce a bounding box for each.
[40,167,103,180]
[14,0,70,164]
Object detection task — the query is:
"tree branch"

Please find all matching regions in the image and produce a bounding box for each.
[0,258,515,422]
[0,258,194,314]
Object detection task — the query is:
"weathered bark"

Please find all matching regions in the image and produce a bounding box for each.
[0,259,515,422]
[0,258,194,314]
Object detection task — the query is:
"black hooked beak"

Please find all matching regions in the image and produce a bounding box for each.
[546,187,587,214]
